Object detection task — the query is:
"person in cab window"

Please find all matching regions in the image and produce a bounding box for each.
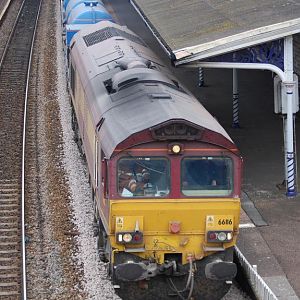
[119,165,152,197]
[127,169,155,196]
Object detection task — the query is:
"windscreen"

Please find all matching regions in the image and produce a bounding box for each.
[181,157,233,197]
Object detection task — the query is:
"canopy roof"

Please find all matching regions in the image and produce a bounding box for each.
[131,0,300,64]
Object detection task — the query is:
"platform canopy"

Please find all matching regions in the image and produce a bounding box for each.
[130,0,300,65]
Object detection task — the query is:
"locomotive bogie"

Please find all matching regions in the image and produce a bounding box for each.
[113,250,235,300]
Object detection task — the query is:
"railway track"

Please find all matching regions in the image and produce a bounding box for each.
[0,0,41,298]
[0,0,11,22]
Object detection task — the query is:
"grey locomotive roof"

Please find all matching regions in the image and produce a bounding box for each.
[71,21,232,158]
[131,0,300,63]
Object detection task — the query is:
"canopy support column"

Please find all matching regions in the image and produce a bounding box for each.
[232,69,240,128]
[198,67,204,87]
[283,36,297,197]
[184,41,299,196]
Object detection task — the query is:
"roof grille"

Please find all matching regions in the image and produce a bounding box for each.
[150,93,171,99]
[83,27,146,47]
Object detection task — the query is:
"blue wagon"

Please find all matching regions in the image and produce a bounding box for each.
[65,1,114,46]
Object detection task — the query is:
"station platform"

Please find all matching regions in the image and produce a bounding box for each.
[239,193,299,299]
[106,1,300,299]
[188,66,300,299]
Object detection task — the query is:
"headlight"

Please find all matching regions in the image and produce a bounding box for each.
[172,144,181,154]
[217,232,227,241]
[123,233,132,243]
[207,231,233,243]
[116,231,143,244]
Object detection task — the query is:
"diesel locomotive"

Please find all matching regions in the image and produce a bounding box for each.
[62,2,242,299]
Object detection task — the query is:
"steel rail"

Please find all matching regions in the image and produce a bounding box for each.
[0,0,42,298]
[21,0,43,298]
[0,0,26,69]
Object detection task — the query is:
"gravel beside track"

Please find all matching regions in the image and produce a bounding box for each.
[25,0,85,298]
[25,0,119,298]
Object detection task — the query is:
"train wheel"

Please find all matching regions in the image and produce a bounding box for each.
[76,133,85,158]
[91,187,95,202]
[93,195,99,236]
[71,106,76,131]
[72,112,79,144]
[105,239,114,277]
[70,108,85,157]
[97,219,109,263]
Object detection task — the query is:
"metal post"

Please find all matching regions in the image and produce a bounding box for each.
[283,36,297,196]
[293,115,298,191]
[285,83,297,196]
[232,68,240,128]
[283,116,288,186]
[198,67,204,87]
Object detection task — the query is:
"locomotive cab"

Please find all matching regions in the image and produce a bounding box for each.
[95,120,242,299]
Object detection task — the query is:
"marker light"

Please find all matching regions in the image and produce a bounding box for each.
[209,232,217,240]
[168,143,184,154]
[116,231,143,244]
[118,234,123,242]
[122,233,133,243]
[133,233,142,242]
[172,144,181,154]
[227,232,233,241]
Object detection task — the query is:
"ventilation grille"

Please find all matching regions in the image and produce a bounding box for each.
[83,27,146,47]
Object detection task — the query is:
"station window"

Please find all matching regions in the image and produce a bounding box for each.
[118,157,170,198]
[181,157,233,197]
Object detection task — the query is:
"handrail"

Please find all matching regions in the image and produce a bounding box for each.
[234,246,278,300]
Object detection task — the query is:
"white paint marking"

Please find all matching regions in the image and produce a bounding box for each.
[239,223,255,228]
